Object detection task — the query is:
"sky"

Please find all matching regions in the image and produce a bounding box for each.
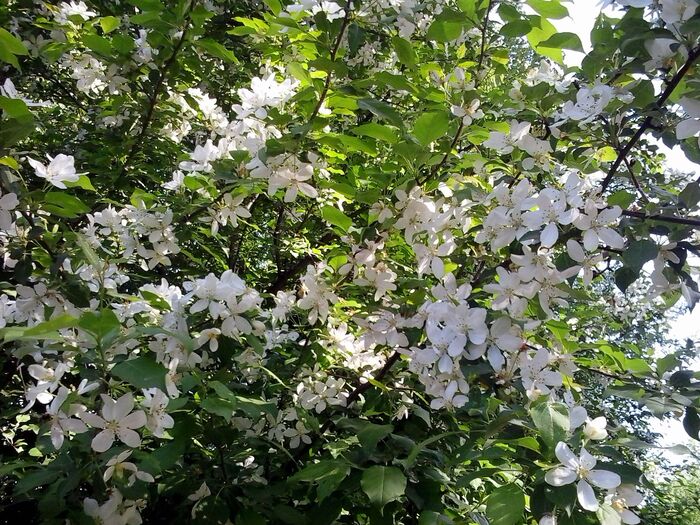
[553,0,700,457]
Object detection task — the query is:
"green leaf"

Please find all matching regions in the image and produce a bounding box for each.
[426,11,466,43]
[321,205,352,232]
[683,406,700,441]
[79,309,121,344]
[111,356,168,391]
[348,24,365,55]
[14,469,60,496]
[289,460,350,494]
[527,0,569,19]
[99,16,121,33]
[621,240,658,273]
[42,192,90,218]
[457,0,478,19]
[0,156,19,169]
[608,190,635,209]
[63,175,96,191]
[352,123,399,143]
[2,314,78,342]
[201,397,235,420]
[358,423,394,451]
[82,34,113,57]
[527,17,563,64]
[486,484,526,525]
[0,96,31,118]
[361,466,407,509]
[391,37,416,67]
[538,32,584,52]
[197,38,238,63]
[501,20,533,37]
[209,381,275,418]
[615,267,637,293]
[0,28,28,56]
[413,111,450,146]
[679,182,700,208]
[530,401,569,449]
[358,98,403,128]
[263,0,282,15]
[0,115,35,147]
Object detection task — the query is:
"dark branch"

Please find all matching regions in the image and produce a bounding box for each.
[601,44,700,192]
[118,8,193,178]
[307,0,353,122]
[622,209,700,228]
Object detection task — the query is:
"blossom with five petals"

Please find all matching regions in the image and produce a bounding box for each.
[545,442,621,511]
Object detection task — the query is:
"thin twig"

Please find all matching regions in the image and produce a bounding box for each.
[622,156,649,202]
[307,0,354,122]
[292,351,402,461]
[272,203,286,273]
[118,6,193,178]
[601,44,700,192]
[475,0,495,80]
[622,209,700,228]
[418,1,493,186]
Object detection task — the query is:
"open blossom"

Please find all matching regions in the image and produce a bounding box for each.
[104,450,155,485]
[283,420,312,448]
[46,387,88,450]
[83,490,143,525]
[233,74,298,119]
[450,99,484,125]
[566,239,603,286]
[179,139,221,173]
[55,1,97,23]
[560,84,614,123]
[297,265,338,324]
[141,388,174,437]
[545,442,621,512]
[605,485,643,524]
[81,393,147,452]
[573,202,625,251]
[354,262,397,300]
[1,78,49,107]
[484,267,538,318]
[267,161,318,202]
[644,38,684,70]
[27,154,80,189]
[285,0,345,21]
[483,120,531,154]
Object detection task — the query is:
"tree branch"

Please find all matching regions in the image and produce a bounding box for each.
[475,0,495,80]
[622,209,700,228]
[601,44,700,192]
[307,0,353,122]
[119,8,193,177]
[418,0,492,186]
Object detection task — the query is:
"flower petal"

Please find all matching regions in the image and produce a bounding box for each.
[80,412,107,429]
[540,222,559,248]
[577,479,599,511]
[579,447,597,470]
[555,442,579,469]
[121,410,147,429]
[545,466,577,486]
[117,428,142,448]
[587,469,621,489]
[621,509,641,525]
[113,393,135,420]
[91,429,115,453]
